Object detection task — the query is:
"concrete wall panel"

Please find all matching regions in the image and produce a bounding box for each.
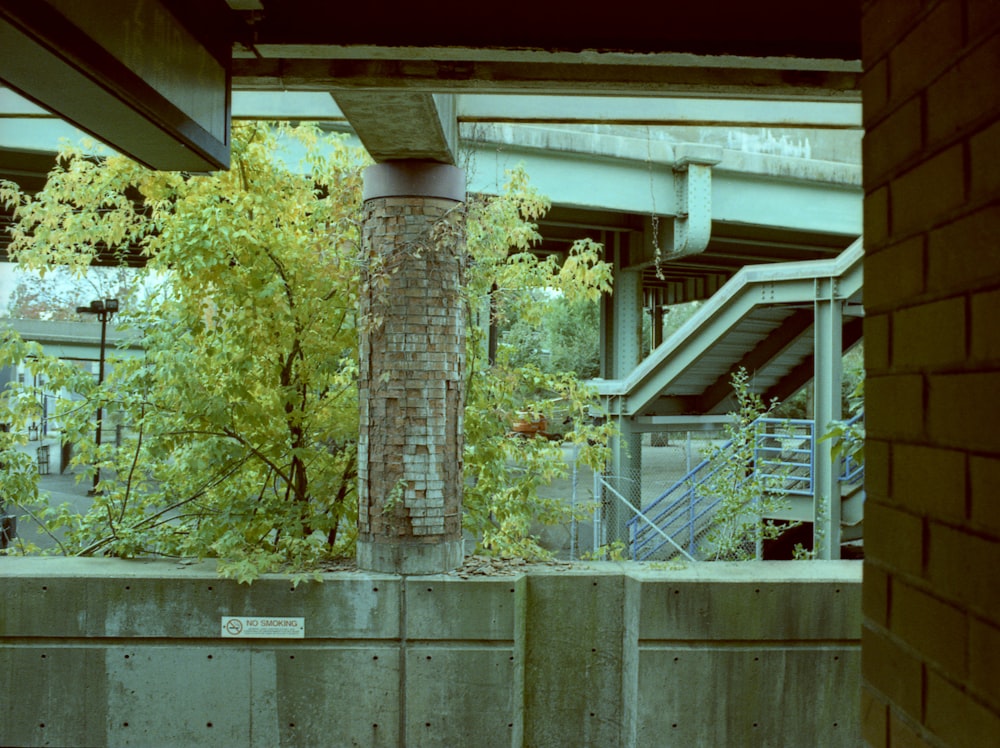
[0,558,861,747]
[637,646,859,747]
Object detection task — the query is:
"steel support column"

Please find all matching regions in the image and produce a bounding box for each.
[603,231,644,545]
[813,277,843,558]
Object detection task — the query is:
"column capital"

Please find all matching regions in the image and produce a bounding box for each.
[362,161,466,202]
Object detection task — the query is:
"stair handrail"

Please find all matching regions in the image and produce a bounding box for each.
[626,416,826,560]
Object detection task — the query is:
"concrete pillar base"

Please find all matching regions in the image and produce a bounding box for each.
[357,538,465,575]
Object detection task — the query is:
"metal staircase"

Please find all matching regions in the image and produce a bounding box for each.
[627,414,864,561]
[595,239,864,418]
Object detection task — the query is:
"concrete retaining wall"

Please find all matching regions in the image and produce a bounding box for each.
[0,558,861,747]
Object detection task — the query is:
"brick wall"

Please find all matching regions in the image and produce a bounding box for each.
[861,1,1000,744]
[358,196,465,549]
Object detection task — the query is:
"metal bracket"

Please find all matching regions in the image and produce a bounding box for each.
[667,144,722,259]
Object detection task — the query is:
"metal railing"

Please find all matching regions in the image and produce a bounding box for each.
[623,417,833,561]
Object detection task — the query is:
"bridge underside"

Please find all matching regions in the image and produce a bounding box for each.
[0,1,863,565]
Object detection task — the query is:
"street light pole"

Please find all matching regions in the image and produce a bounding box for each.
[75,298,119,493]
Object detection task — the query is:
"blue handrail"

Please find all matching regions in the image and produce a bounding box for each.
[626,415,861,561]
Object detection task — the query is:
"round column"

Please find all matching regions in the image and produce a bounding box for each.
[357,161,467,574]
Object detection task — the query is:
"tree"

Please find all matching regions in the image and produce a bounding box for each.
[5,265,141,320]
[0,124,614,577]
[698,368,794,561]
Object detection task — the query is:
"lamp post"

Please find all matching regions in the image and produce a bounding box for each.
[75,298,119,493]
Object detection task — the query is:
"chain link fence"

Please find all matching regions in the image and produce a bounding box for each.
[534,431,730,560]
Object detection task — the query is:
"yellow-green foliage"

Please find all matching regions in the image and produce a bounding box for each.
[0,125,614,578]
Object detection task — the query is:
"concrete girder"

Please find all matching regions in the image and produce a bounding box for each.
[332,92,458,164]
[0,0,231,172]
[464,125,860,240]
[232,58,860,101]
[455,94,862,129]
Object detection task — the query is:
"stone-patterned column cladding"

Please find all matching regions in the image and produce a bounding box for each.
[860,2,1000,746]
[358,192,466,572]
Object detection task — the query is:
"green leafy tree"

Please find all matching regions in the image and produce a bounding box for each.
[699,368,794,561]
[0,125,614,576]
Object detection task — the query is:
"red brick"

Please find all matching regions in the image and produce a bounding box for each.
[971,118,1000,200]
[892,580,968,680]
[892,297,966,371]
[928,521,1000,620]
[928,372,1000,452]
[892,443,966,521]
[861,685,889,747]
[891,145,966,238]
[889,1,966,103]
[866,374,924,441]
[862,624,925,719]
[969,455,1000,536]
[861,0,923,68]
[928,204,1000,294]
[927,34,1000,146]
[969,617,1000,713]
[865,499,925,578]
[863,97,924,184]
[861,58,890,127]
[864,237,925,313]
[971,287,1000,363]
[865,438,891,501]
[863,561,890,627]
[889,711,933,748]
[966,0,1000,45]
[865,314,891,373]
[864,185,890,248]
[925,668,1000,747]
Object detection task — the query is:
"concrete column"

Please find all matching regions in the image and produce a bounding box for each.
[357,161,466,574]
[813,279,842,559]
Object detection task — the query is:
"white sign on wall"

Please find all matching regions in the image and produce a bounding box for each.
[221,616,305,638]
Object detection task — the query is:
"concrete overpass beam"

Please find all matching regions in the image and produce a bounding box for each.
[0,0,230,171]
[334,92,458,164]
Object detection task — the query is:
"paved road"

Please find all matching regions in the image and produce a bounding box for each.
[3,436,94,552]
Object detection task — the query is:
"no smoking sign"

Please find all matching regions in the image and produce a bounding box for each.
[220,616,305,638]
